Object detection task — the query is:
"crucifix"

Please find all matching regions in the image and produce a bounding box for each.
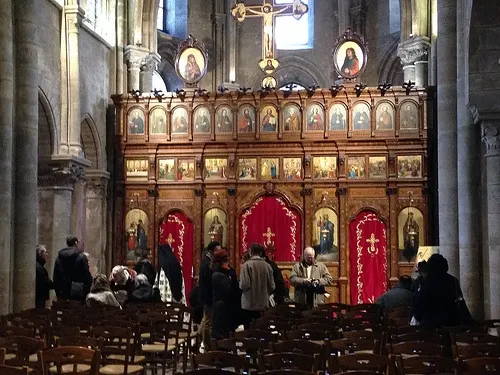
[263,226,276,246]
[365,233,380,255]
[231,0,308,88]
[167,233,175,246]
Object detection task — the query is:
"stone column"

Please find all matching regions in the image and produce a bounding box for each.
[457,1,482,317]
[397,36,430,87]
[84,171,110,275]
[349,1,366,36]
[37,164,83,283]
[436,0,459,276]
[480,114,500,319]
[124,45,149,92]
[12,0,40,312]
[337,0,350,35]
[225,0,238,83]
[0,0,14,315]
[140,52,161,93]
[60,4,85,157]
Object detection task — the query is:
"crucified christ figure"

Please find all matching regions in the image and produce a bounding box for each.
[247,4,288,58]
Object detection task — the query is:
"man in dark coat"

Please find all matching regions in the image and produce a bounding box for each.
[260,247,288,305]
[36,245,53,308]
[134,248,156,286]
[156,243,183,302]
[53,237,92,301]
[414,254,473,328]
[375,275,414,315]
[198,241,221,351]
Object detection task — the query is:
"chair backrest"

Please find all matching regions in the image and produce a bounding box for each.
[38,346,100,375]
[260,352,319,372]
[258,370,316,375]
[181,369,239,375]
[192,351,253,372]
[460,356,500,374]
[56,336,102,350]
[233,329,279,342]
[391,330,442,344]
[329,353,390,374]
[0,347,5,364]
[452,342,500,359]
[387,341,444,356]
[394,354,458,375]
[286,328,332,341]
[92,325,134,370]
[0,364,30,375]
[214,337,269,360]
[329,338,379,355]
[451,332,499,345]
[271,340,326,371]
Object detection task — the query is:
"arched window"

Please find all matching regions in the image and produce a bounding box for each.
[152,71,168,93]
[157,0,187,39]
[389,0,401,34]
[81,0,114,44]
[279,82,307,91]
[275,0,314,50]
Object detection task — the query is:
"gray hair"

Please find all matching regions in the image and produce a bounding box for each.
[36,244,47,257]
[303,246,315,256]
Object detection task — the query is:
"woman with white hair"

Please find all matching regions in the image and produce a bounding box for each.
[85,274,121,308]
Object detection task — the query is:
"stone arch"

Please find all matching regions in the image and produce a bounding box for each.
[272,55,328,89]
[378,39,403,85]
[128,0,158,49]
[38,88,57,161]
[80,114,104,170]
[157,37,182,91]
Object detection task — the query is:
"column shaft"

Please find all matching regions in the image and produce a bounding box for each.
[437,0,459,275]
[338,0,350,35]
[13,0,40,312]
[0,0,14,315]
[457,3,482,318]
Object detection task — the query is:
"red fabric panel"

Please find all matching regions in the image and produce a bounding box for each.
[239,196,301,262]
[349,210,388,304]
[159,211,194,298]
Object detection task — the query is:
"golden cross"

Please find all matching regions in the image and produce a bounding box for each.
[365,233,379,255]
[263,227,276,244]
[231,0,308,84]
[167,233,175,245]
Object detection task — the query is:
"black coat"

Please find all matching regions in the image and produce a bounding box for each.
[157,244,183,302]
[211,266,241,339]
[414,273,472,328]
[198,253,213,308]
[36,259,53,308]
[266,257,288,304]
[53,247,92,300]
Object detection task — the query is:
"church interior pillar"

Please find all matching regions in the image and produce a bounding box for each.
[337,0,351,35]
[124,45,149,92]
[84,171,110,275]
[225,0,239,84]
[13,0,40,312]
[457,1,482,317]
[481,115,500,319]
[0,0,14,315]
[60,4,85,157]
[140,52,161,93]
[436,0,459,276]
[397,36,430,87]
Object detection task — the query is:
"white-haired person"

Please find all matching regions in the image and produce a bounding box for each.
[109,265,136,306]
[290,246,333,308]
[85,274,121,308]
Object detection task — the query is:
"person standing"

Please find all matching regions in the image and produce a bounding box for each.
[290,247,333,308]
[53,237,92,301]
[155,243,184,303]
[211,249,241,339]
[134,248,156,286]
[35,245,53,308]
[198,241,221,351]
[239,243,275,327]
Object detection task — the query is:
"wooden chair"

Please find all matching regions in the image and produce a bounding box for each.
[329,352,391,374]
[192,351,254,373]
[213,337,269,365]
[56,336,102,350]
[451,332,499,346]
[330,372,380,375]
[329,338,380,356]
[0,364,30,375]
[38,346,101,375]
[0,335,45,371]
[140,320,180,374]
[257,370,316,375]
[259,352,319,373]
[459,357,500,374]
[233,329,279,343]
[452,342,500,359]
[92,325,143,375]
[271,340,325,371]
[250,319,289,339]
[387,341,444,357]
[285,329,332,342]
[390,330,442,344]
[1,347,5,364]
[394,354,458,375]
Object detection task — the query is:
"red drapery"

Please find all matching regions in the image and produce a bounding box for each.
[159,211,194,298]
[239,196,301,262]
[349,210,387,304]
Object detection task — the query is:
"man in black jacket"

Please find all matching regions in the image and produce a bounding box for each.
[198,241,221,351]
[36,245,53,308]
[53,237,92,301]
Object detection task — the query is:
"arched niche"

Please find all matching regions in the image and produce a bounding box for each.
[397,206,425,261]
[203,208,228,248]
[312,208,339,262]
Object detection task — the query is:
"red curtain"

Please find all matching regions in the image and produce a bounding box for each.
[349,210,387,304]
[159,211,194,298]
[239,196,301,262]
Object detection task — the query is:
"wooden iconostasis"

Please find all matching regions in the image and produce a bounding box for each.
[112,86,432,304]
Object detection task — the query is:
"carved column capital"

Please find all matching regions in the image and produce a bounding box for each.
[124,45,150,70]
[85,170,110,198]
[472,109,500,157]
[397,36,431,65]
[141,52,161,73]
[63,4,85,33]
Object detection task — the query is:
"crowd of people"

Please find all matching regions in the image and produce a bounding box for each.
[35,237,474,352]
